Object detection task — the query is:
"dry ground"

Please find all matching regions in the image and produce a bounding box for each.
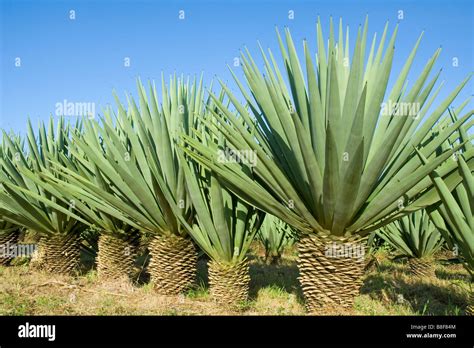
[0,247,471,315]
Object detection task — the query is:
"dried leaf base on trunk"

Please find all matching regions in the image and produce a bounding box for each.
[97,233,139,281]
[0,230,19,266]
[298,234,366,313]
[408,258,435,278]
[148,234,197,295]
[465,291,474,316]
[34,233,81,275]
[264,252,282,265]
[208,259,250,307]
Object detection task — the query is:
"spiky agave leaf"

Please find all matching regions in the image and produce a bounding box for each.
[0,133,22,233]
[417,105,473,255]
[0,134,22,265]
[421,151,474,313]
[423,154,474,276]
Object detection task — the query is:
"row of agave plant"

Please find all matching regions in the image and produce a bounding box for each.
[0,17,472,312]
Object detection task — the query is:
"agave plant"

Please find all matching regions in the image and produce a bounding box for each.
[25,115,141,281]
[0,118,87,274]
[180,17,473,311]
[41,76,205,294]
[177,150,264,306]
[378,209,444,277]
[258,215,296,264]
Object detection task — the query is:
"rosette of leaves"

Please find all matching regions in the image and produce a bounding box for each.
[258,215,296,264]
[0,118,87,274]
[378,209,444,277]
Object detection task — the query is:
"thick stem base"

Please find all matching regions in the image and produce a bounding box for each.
[208,259,250,307]
[297,234,366,313]
[148,234,197,295]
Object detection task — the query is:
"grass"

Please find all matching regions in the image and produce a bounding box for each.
[0,247,471,315]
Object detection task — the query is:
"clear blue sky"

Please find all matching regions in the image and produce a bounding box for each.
[1,0,472,132]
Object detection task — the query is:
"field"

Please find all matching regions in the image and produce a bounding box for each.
[0,245,470,316]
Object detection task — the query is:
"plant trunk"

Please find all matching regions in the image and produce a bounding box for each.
[466,290,474,316]
[0,230,18,266]
[298,233,366,313]
[148,234,197,295]
[32,233,81,275]
[97,233,139,281]
[264,252,282,265]
[408,258,435,278]
[208,259,250,307]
